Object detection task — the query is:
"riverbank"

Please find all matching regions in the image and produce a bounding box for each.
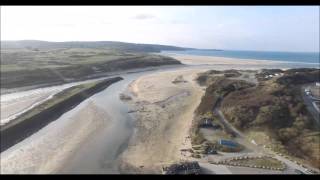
[0,77,123,152]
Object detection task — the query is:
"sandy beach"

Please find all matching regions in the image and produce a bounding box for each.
[169,54,277,65]
[120,69,206,173]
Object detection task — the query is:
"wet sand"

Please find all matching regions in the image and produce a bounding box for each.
[0,101,110,173]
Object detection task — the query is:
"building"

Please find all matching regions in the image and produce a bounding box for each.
[219,139,239,148]
[163,161,201,174]
[305,89,311,96]
[199,118,213,128]
[199,118,221,129]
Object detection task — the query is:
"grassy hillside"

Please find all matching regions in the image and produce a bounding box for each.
[1,48,181,90]
[219,69,320,168]
[192,68,320,168]
[1,40,192,52]
[190,70,255,156]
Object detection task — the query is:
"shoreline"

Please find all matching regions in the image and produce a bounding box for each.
[0,77,123,152]
[161,53,320,66]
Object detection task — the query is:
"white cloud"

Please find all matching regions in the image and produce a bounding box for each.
[1,6,318,51]
[132,14,156,20]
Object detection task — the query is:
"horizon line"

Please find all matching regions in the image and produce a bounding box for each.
[1,39,319,53]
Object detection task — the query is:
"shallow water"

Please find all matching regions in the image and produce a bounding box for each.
[58,73,143,173]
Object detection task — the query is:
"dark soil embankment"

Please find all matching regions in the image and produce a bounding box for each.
[0,77,123,152]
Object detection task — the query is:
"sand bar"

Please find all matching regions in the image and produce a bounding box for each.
[120,69,206,173]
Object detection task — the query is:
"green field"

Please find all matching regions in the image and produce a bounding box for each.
[1,48,144,72]
[1,47,181,89]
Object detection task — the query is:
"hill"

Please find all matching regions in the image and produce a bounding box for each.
[194,69,320,169]
[1,47,182,91]
[1,40,192,53]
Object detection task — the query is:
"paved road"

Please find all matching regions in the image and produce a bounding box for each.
[312,101,320,113]
[301,86,320,126]
[215,106,244,138]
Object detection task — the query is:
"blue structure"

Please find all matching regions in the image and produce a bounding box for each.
[219,139,238,148]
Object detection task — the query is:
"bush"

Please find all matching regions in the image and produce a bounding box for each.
[278,128,299,142]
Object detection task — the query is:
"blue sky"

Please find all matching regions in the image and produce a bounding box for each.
[1,6,319,52]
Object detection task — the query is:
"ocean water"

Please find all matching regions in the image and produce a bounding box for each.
[161,49,320,65]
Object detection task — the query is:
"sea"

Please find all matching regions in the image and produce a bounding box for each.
[161,49,320,67]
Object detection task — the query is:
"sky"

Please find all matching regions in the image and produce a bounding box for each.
[1,6,319,52]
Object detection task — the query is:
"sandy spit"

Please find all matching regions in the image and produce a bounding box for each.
[119,69,206,173]
[169,54,281,65]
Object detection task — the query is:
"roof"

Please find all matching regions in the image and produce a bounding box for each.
[219,139,238,148]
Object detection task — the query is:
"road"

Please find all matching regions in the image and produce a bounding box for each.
[215,106,244,138]
[301,85,320,126]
